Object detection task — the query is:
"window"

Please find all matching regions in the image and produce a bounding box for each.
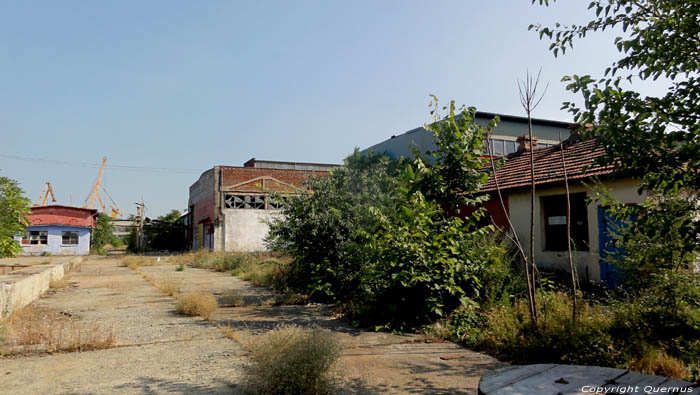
[224,194,292,210]
[487,139,518,156]
[542,192,589,251]
[23,231,48,245]
[505,140,517,154]
[62,231,79,245]
[225,194,265,209]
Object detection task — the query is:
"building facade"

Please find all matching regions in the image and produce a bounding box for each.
[478,135,644,285]
[361,111,573,159]
[15,206,98,256]
[188,158,340,252]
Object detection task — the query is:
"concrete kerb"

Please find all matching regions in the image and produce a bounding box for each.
[0,257,82,318]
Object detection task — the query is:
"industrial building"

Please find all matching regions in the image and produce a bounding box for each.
[361,111,573,159]
[188,158,340,252]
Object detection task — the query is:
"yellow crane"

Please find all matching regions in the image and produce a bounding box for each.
[35,182,56,206]
[83,157,120,218]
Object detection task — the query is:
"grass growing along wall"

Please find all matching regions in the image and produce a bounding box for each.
[183,251,290,290]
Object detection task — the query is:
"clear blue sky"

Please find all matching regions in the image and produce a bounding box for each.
[0,1,657,217]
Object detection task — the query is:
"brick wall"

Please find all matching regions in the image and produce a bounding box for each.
[220,166,328,189]
[29,206,97,228]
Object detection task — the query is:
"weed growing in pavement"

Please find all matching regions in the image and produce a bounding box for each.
[243,324,342,395]
[122,256,156,269]
[219,289,244,307]
[0,307,115,354]
[175,292,218,320]
[49,276,69,289]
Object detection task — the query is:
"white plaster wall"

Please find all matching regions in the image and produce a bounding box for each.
[222,209,281,252]
[507,178,645,283]
[18,226,91,256]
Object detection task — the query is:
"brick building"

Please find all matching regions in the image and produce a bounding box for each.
[15,205,98,256]
[188,158,340,252]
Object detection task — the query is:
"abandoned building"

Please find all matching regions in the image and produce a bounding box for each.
[361,112,641,285]
[477,134,644,286]
[188,158,340,252]
[361,111,572,159]
[14,205,99,256]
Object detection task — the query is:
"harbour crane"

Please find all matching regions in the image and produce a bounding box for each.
[83,157,121,218]
[34,182,56,206]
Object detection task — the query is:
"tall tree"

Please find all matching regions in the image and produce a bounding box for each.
[530,0,700,194]
[0,175,31,258]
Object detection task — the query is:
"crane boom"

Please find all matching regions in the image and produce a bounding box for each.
[35,182,57,206]
[84,157,107,209]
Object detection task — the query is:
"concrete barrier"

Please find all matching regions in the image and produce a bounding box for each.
[0,257,82,317]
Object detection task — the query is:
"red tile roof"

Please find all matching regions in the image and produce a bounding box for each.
[28,205,98,228]
[480,138,614,192]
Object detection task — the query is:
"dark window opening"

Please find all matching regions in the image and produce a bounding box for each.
[62,231,79,245]
[542,192,589,251]
[23,231,48,245]
[224,194,293,210]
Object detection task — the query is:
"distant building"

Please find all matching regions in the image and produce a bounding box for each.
[111,218,137,239]
[188,158,340,252]
[15,206,98,256]
[361,111,573,159]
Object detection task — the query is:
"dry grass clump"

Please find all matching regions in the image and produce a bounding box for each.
[629,349,689,379]
[49,276,70,289]
[219,289,244,307]
[175,292,218,320]
[217,323,243,344]
[1,307,115,354]
[122,256,156,269]
[153,275,182,296]
[243,325,342,395]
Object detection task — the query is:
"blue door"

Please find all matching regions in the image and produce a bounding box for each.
[598,207,630,288]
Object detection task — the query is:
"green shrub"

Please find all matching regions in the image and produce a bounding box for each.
[190,251,254,272]
[266,150,402,303]
[243,325,341,395]
[175,264,184,272]
[464,290,699,381]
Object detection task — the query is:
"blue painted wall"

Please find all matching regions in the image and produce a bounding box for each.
[16,225,91,256]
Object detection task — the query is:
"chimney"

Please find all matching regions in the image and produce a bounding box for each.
[516,134,538,152]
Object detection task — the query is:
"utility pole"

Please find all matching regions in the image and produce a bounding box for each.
[135,200,146,251]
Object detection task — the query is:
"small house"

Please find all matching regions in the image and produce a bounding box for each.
[478,134,644,284]
[16,206,98,256]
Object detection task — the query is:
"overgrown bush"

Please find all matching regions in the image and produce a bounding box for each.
[355,190,505,328]
[266,150,402,303]
[267,101,508,330]
[453,290,699,381]
[243,325,341,395]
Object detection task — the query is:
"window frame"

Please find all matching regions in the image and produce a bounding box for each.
[541,192,590,252]
[23,230,48,245]
[61,231,79,246]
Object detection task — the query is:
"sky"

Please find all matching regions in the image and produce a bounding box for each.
[0,1,665,217]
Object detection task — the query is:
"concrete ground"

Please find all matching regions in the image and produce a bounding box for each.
[0,256,504,394]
